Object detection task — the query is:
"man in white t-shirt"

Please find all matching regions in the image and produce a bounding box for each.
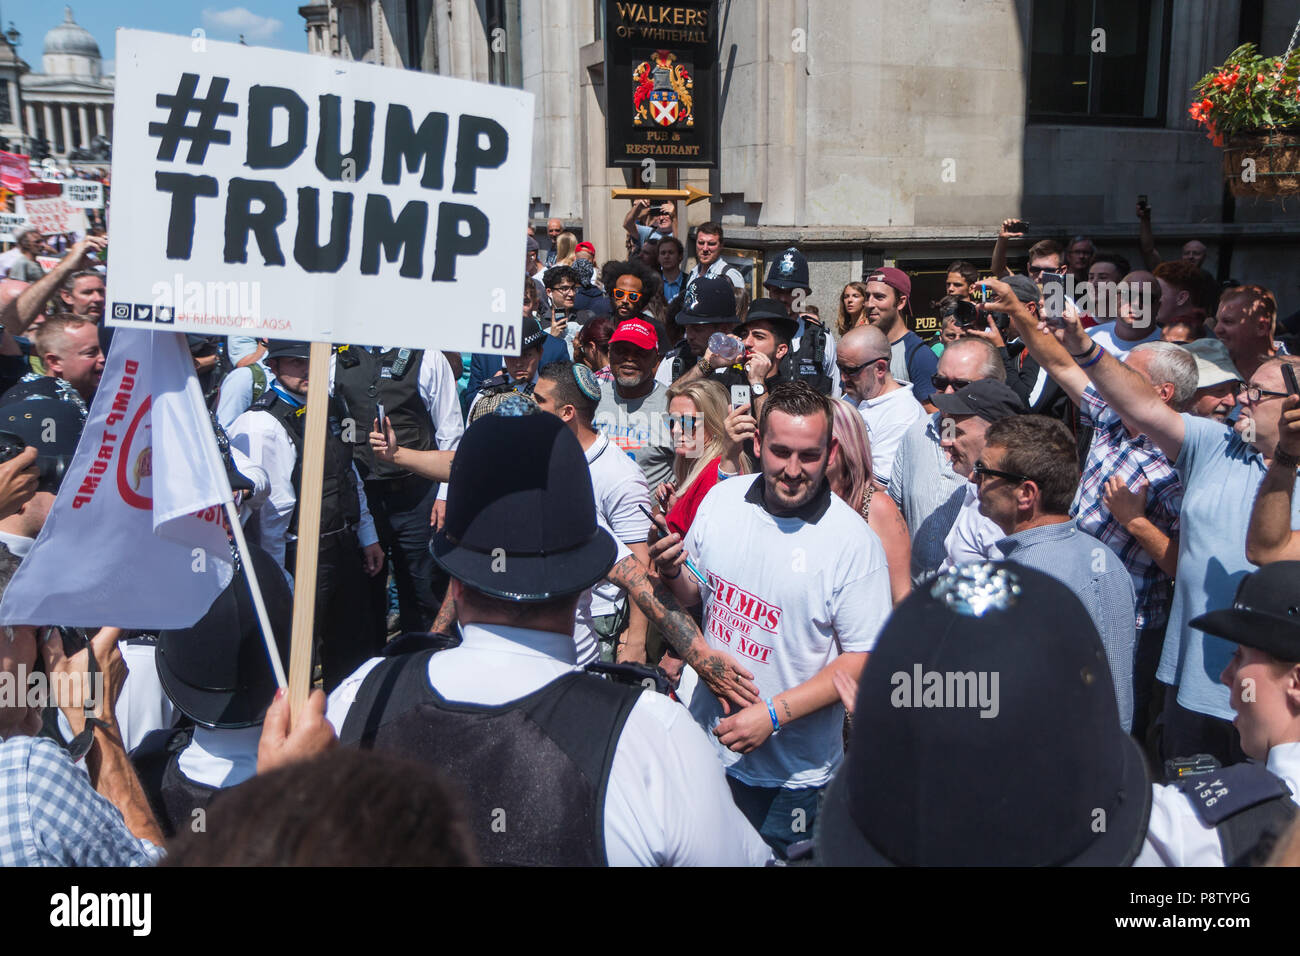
[1086,270,1163,359]
[837,324,925,484]
[650,380,891,857]
[535,359,652,664]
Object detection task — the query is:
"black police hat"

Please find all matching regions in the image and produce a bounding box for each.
[431,410,616,600]
[735,298,799,344]
[763,247,811,292]
[155,544,293,729]
[1191,562,1300,662]
[264,340,311,361]
[186,334,221,357]
[678,276,737,325]
[521,317,549,353]
[932,380,1026,423]
[817,562,1151,866]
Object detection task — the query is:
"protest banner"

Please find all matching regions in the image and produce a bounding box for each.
[0,212,28,242]
[105,29,535,355]
[23,196,84,236]
[0,151,28,192]
[105,30,535,716]
[0,331,236,630]
[64,180,105,209]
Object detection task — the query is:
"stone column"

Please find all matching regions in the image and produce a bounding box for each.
[60,105,73,156]
[79,104,92,143]
[42,103,55,148]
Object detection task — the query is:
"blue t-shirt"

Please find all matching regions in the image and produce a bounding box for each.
[1159,414,1300,719]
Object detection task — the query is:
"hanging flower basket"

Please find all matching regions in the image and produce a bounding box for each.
[1221,128,1300,197]
[1189,42,1300,198]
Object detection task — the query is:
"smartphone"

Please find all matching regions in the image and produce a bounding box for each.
[1283,363,1299,396]
[1039,272,1067,328]
[375,402,386,429]
[730,384,750,409]
[1006,218,1028,233]
[1137,194,1149,209]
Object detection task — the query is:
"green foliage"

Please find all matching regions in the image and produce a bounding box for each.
[1188,43,1300,144]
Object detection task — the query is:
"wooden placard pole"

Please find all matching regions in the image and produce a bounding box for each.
[287,340,333,717]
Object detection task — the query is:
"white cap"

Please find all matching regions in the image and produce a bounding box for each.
[1179,338,1244,389]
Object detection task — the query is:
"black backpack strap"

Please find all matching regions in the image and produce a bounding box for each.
[1174,762,1297,867]
[338,648,440,749]
[524,672,644,863]
[584,660,672,696]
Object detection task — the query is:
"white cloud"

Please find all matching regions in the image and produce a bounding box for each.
[201,7,284,43]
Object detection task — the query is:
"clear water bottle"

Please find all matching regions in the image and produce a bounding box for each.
[708,332,742,363]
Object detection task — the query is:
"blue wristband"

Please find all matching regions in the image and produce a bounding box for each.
[766,698,781,735]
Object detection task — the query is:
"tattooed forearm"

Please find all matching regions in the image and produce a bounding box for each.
[608,555,703,659]
[431,588,458,635]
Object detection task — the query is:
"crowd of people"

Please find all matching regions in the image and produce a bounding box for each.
[2,192,1300,870]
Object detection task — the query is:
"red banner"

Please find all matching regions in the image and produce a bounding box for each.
[0,151,29,192]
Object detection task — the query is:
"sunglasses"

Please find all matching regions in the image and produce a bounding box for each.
[611,288,643,303]
[837,356,888,378]
[667,414,702,431]
[931,375,973,392]
[972,460,1030,484]
[1027,265,1062,276]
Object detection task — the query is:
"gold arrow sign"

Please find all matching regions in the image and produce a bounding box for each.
[611,184,711,206]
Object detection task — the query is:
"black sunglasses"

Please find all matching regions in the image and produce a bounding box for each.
[931,374,973,392]
[972,460,1030,484]
[838,356,888,378]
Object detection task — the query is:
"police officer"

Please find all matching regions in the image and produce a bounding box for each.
[227,340,384,692]
[466,318,550,422]
[333,340,463,635]
[1136,561,1300,866]
[655,276,739,386]
[325,403,772,866]
[762,246,839,396]
[816,562,1153,865]
[131,544,292,837]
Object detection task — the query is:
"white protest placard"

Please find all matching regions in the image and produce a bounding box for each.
[23,196,83,235]
[105,29,535,354]
[0,212,27,242]
[64,180,104,209]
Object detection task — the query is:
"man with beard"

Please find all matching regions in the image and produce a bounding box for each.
[593,318,674,488]
[649,381,891,857]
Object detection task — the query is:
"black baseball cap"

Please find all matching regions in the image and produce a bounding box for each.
[817,562,1151,866]
[932,380,1026,423]
[1191,562,1300,662]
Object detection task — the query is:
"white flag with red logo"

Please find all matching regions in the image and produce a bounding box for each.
[0,330,235,628]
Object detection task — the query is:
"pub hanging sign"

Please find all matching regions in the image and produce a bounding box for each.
[604,0,718,169]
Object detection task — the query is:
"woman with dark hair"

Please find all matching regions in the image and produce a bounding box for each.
[575,315,615,383]
[837,281,871,337]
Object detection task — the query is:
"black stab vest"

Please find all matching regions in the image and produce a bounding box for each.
[334,346,433,480]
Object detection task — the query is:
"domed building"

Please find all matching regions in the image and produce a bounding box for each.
[17,7,114,161]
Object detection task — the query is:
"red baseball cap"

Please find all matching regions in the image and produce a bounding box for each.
[865,267,912,299]
[609,318,658,352]
[576,241,596,255]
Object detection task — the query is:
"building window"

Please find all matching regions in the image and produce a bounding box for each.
[1028,0,1172,124]
[0,84,10,126]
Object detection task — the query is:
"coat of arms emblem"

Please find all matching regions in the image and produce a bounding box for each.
[633,51,694,128]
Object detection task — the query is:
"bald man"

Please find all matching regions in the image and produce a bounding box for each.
[545,218,563,266]
[837,325,926,484]
[1181,240,1208,270]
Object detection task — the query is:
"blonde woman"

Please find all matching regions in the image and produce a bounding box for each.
[837,281,871,337]
[828,398,912,604]
[554,231,578,266]
[657,379,752,538]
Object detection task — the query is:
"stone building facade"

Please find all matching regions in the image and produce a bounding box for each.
[302,0,1300,323]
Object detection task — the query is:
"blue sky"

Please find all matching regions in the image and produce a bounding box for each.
[6,3,308,73]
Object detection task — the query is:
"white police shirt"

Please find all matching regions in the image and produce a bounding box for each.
[326,622,774,866]
[1134,742,1300,867]
[939,483,1005,571]
[226,395,379,576]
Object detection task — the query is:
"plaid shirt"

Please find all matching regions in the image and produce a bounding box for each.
[1071,386,1181,631]
[0,736,163,867]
